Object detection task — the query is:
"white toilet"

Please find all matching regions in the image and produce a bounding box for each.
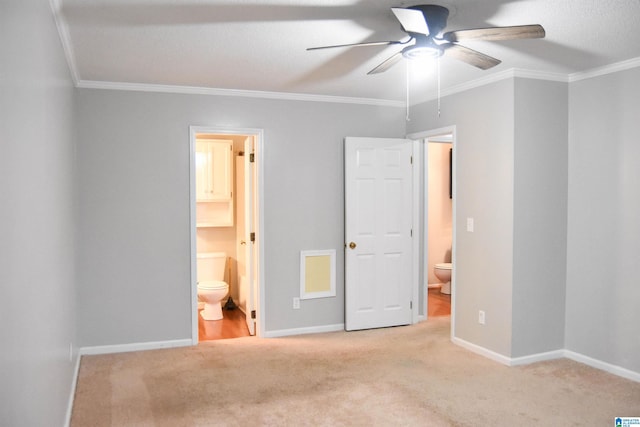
[434,263,452,295]
[197,252,229,321]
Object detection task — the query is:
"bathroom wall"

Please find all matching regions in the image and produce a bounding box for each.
[427,142,453,285]
[76,89,406,346]
[0,0,78,425]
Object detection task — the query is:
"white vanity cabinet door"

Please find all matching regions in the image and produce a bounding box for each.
[195,140,232,201]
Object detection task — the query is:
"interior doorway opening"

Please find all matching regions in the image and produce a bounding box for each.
[189,126,264,342]
[409,126,456,338]
[425,133,453,317]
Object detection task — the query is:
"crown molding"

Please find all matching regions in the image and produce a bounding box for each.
[49,0,79,85]
[568,56,640,82]
[512,68,569,82]
[439,69,517,99]
[411,68,564,105]
[71,58,640,108]
[76,80,406,108]
[414,68,568,105]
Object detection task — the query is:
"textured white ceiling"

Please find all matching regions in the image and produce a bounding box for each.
[57,0,640,103]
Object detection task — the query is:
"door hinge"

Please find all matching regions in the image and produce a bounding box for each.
[249,153,255,163]
[250,232,256,242]
[410,229,413,237]
[251,310,256,319]
[410,155,413,164]
[410,301,413,309]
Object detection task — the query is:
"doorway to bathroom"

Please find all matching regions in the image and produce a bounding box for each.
[425,133,453,318]
[408,126,456,336]
[189,126,264,343]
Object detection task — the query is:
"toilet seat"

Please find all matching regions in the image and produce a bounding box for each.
[435,262,452,270]
[197,280,228,290]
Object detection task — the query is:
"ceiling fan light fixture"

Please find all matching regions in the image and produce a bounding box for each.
[402,44,443,60]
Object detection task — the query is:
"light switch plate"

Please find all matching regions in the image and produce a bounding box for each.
[467,217,474,232]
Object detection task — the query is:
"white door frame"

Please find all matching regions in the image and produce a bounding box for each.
[189,126,265,342]
[407,125,457,340]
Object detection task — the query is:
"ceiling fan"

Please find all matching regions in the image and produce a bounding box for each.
[307,4,545,74]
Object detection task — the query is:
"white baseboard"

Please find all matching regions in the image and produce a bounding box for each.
[64,353,81,426]
[509,349,566,366]
[452,336,513,366]
[564,350,640,383]
[79,338,192,356]
[264,323,345,338]
[64,352,81,427]
[452,337,640,383]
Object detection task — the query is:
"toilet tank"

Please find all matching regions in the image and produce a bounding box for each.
[196,252,227,282]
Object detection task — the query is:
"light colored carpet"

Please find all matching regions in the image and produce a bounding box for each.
[71,317,640,426]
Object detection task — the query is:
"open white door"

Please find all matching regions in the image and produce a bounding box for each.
[345,137,413,331]
[243,136,256,335]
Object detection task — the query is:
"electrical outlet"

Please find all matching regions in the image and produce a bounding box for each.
[478,310,486,325]
[293,297,300,310]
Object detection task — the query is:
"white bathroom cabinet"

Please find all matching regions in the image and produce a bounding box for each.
[195,139,234,227]
[196,139,232,201]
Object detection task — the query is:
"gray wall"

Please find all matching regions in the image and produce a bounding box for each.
[0,1,77,426]
[75,89,406,345]
[511,79,568,357]
[408,79,516,356]
[409,71,639,375]
[566,67,640,373]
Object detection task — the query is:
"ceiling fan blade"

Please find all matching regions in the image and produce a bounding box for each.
[443,44,501,70]
[391,7,429,35]
[307,40,403,51]
[367,51,403,75]
[443,24,545,42]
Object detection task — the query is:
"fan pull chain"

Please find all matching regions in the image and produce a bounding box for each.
[437,56,441,118]
[405,61,411,122]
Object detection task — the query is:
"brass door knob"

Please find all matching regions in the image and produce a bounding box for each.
[349,242,357,249]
